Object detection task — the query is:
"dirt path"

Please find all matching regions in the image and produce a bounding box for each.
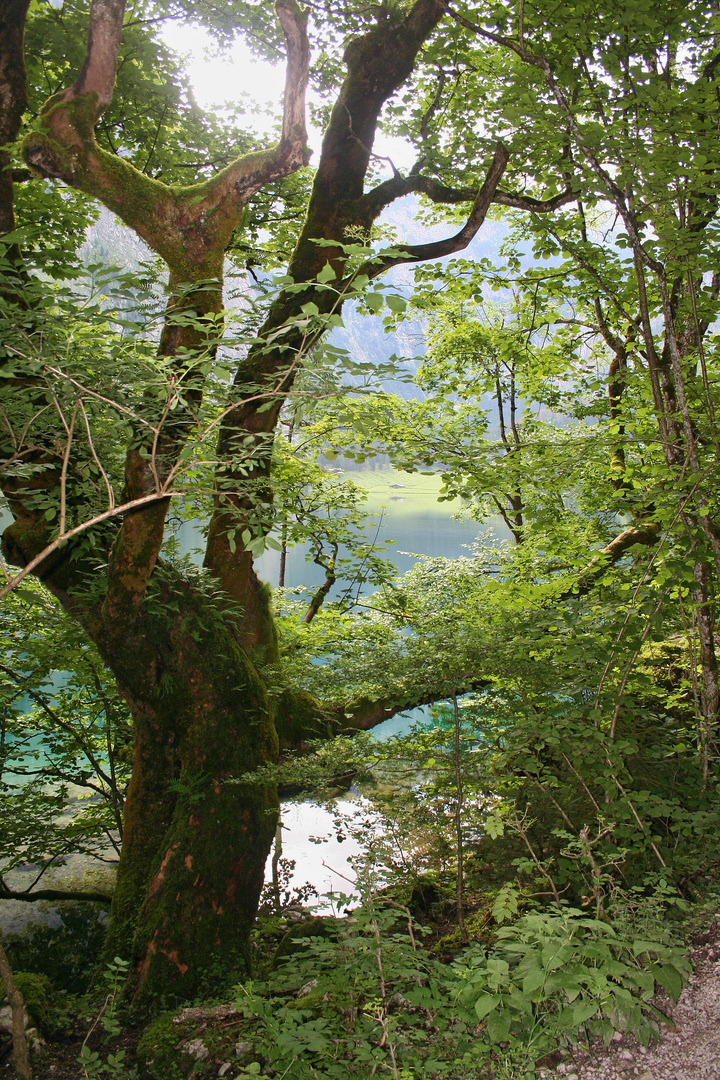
[546,915,720,1080]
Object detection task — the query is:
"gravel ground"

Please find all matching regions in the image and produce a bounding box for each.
[544,914,720,1080]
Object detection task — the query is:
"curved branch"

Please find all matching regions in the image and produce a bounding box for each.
[23,1,311,271]
[303,541,338,624]
[362,142,509,278]
[572,522,660,595]
[339,679,490,731]
[362,168,574,218]
[0,489,175,601]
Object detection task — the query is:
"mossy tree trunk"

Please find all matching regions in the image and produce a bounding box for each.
[1,0,541,1008]
[1,0,311,1006]
[95,572,280,1007]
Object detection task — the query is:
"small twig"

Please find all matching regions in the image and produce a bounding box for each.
[58,399,81,536]
[80,401,115,510]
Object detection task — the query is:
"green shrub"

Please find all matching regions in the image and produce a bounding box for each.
[12,972,52,1036]
[231,889,692,1078]
[2,901,107,993]
[447,906,692,1056]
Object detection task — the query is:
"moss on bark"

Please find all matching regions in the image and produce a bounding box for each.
[96,578,281,1008]
[273,687,333,750]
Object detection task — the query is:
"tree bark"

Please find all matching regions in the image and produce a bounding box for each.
[0,942,32,1080]
[1,0,514,1009]
[95,571,280,1006]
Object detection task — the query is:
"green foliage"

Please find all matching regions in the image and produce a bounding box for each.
[223,880,692,1077]
[79,957,136,1080]
[2,901,108,994]
[0,585,132,880]
[450,908,690,1055]
[4,0,720,1060]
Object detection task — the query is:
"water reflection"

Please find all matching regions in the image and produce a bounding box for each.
[255,470,508,904]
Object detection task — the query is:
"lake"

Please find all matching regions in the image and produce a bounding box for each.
[2,468,508,925]
[258,466,508,906]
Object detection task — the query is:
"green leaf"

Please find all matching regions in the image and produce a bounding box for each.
[572,998,600,1026]
[474,993,501,1020]
[522,967,545,995]
[485,1007,511,1043]
[316,262,337,283]
[652,963,684,1002]
[14,589,47,607]
[386,293,407,313]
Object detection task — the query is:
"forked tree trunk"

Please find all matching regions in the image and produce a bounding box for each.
[2,0,521,1011]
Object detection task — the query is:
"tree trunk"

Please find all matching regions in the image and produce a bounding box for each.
[2,0,520,1012]
[96,586,279,1007]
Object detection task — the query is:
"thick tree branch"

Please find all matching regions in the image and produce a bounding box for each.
[70,0,125,115]
[17,2,311,627]
[362,142,509,277]
[572,522,660,595]
[278,0,310,150]
[338,680,490,732]
[204,0,449,622]
[23,1,310,272]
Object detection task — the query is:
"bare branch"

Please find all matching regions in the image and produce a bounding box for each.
[0,489,176,601]
[0,878,112,904]
[79,400,115,511]
[277,0,310,150]
[70,0,126,115]
[361,142,509,278]
[363,168,574,218]
[58,399,80,536]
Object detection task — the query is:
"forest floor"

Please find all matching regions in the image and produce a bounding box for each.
[4,906,720,1078]
[547,912,720,1080]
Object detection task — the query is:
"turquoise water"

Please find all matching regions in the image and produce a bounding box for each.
[4,468,506,913]
[255,466,507,591]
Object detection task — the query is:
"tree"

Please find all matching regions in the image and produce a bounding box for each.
[5,0,719,1015]
[0,0,566,1008]
[313,0,720,749]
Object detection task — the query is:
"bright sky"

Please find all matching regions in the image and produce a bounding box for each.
[162,22,287,129]
[161,20,416,174]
